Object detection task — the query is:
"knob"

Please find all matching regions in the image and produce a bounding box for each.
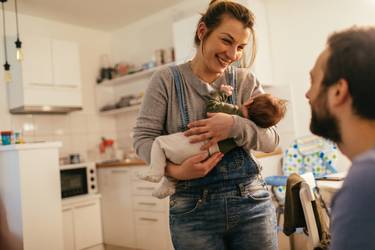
[90,169,94,174]
[91,185,96,189]
[91,177,95,181]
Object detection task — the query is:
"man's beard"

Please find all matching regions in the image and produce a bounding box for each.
[309,90,342,143]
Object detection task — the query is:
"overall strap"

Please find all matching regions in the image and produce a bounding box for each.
[226,66,237,105]
[170,65,190,131]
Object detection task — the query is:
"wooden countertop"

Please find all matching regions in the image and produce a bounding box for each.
[96,158,146,168]
[96,147,283,168]
[252,147,283,158]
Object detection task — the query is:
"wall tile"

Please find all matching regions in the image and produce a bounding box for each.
[10,115,35,137]
[51,115,71,136]
[33,115,55,136]
[69,114,89,135]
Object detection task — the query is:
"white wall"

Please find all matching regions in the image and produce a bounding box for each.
[0,11,115,161]
[264,0,375,136]
[110,0,208,65]
[263,0,375,170]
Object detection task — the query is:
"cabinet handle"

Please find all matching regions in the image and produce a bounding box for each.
[138,202,157,206]
[137,187,154,190]
[139,217,158,222]
[30,83,53,87]
[111,169,128,174]
[75,202,96,209]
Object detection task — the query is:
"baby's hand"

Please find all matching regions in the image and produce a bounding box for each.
[220,84,233,96]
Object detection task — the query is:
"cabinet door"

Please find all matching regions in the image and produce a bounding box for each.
[52,40,81,87]
[62,208,75,250]
[98,168,136,248]
[135,211,171,250]
[73,200,103,250]
[22,36,53,86]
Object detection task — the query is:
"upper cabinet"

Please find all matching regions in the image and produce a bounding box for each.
[21,36,54,86]
[52,40,81,87]
[7,36,83,114]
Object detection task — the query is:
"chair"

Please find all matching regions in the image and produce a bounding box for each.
[265,135,338,229]
[299,172,320,248]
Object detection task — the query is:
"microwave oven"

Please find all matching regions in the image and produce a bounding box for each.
[60,162,98,199]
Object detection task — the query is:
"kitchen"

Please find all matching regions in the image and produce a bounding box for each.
[0,0,374,249]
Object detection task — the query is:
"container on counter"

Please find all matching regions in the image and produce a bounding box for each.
[1,131,13,145]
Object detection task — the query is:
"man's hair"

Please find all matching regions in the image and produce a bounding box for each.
[323,26,375,119]
[247,93,287,128]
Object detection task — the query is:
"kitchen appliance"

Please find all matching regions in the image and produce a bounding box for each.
[60,162,98,199]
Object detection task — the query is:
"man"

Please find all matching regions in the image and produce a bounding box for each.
[306,26,375,250]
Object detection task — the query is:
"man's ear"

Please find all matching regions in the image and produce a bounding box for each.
[330,78,350,107]
[196,22,207,41]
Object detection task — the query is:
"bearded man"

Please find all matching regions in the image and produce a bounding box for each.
[306,26,375,250]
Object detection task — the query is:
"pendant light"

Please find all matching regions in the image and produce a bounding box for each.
[14,0,22,61]
[1,0,11,83]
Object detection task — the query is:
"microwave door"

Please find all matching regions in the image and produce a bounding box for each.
[61,168,88,198]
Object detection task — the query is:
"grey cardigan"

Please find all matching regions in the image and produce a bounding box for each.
[133,62,279,164]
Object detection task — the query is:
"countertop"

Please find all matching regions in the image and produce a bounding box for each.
[0,141,62,151]
[96,147,283,168]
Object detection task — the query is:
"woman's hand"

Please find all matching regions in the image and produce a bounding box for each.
[184,112,234,150]
[165,152,224,180]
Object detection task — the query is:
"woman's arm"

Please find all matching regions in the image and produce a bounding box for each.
[133,71,168,164]
[229,74,280,152]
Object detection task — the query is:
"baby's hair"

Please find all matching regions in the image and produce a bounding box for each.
[247,93,287,128]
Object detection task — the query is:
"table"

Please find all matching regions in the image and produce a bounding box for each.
[316,172,347,207]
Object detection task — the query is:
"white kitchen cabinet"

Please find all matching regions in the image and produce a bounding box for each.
[7,36,82,113]
[98,166,173,250]
[135,211,170,250]
[62,194,103,250]
[22,36,54,86]
[63,208,76,250]
[52,39,81,87]
[98,167,137,248]
[0,142,64,250]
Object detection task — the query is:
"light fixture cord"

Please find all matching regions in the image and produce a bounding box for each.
[14,0,19,38]
[1,1,8,63]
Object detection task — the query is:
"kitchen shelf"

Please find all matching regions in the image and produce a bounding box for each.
[99,62,175,87]
[99,104,141,116]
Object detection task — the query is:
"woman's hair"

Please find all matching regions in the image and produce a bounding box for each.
[194,0,257,67]
[247,94,287,128]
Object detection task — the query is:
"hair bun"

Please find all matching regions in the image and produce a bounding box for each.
[209,0,221,6]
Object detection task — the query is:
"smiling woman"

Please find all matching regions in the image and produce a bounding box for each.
[133,0,279,249]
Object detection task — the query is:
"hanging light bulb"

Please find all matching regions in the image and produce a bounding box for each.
[3,61,11,83]
[15,37,22,61]
[1,0,12,83]
[14,0,22,61]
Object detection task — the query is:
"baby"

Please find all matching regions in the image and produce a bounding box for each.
[137,85,287,198]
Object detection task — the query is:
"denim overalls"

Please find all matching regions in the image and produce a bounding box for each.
[168,66,278,250]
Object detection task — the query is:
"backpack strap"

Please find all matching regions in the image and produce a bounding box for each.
[170,65,190,131]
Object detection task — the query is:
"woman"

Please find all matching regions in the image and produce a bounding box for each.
[133,0,279,249]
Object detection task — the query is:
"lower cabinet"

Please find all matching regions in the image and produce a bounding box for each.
[62,195,103,250]
[98,166,173,250]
